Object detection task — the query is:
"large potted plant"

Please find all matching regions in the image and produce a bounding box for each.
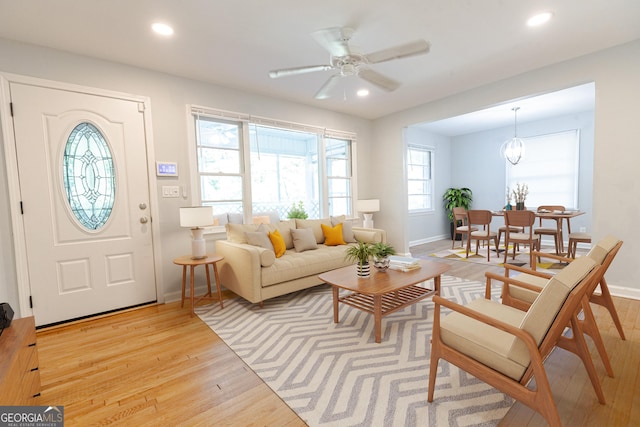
[442,187,473,240]
[345,241,374,277]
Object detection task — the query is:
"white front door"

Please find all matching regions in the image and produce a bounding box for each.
[9,82,157,326]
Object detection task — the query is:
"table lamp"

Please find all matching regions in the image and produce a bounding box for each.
[357,199,380,228]
[179,206,214,259]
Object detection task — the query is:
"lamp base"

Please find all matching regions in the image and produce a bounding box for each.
[191,227,207,259]
[363,213,374,229]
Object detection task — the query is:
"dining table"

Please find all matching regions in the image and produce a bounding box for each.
[491,209,585,254]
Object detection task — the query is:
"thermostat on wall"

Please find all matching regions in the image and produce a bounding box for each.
[156,161,178,177]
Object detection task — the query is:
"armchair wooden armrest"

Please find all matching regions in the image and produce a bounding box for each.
[530,250,573,264]
[485,271,545,300]
[504,263,552,278]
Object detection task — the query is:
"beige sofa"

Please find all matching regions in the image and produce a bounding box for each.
[214,217,386,304]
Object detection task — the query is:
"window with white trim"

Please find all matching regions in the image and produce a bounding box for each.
[407,144,434,212]
[506,130,580,209]
[190,107,355,220]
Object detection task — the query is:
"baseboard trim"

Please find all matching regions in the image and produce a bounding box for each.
[607,284,640,301]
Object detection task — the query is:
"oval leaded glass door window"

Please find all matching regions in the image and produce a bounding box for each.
[63,122,115,230]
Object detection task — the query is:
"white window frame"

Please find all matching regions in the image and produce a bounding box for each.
[406,144,435,213]
[186,105,357,226]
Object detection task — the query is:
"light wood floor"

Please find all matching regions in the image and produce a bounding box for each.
[34,239,639,426]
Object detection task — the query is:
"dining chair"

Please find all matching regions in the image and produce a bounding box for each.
[465,210,499,261]
[428,257,601,426]
[451,207,478,249]
[568,232,592,258]
[497,223,523,249]
[534,205,567,254]
[503,210,540,268]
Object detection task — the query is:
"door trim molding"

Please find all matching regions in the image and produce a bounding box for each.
[0,72,165,317]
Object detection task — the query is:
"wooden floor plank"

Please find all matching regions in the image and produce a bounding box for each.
[33,239,638,426]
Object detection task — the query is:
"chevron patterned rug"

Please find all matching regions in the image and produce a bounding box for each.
[426,245,584,274]
[196,276,514,426]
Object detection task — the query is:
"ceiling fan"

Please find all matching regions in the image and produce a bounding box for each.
[268,27,431,99]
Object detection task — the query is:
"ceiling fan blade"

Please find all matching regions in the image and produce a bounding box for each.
[311,27,354,57]
[314,74,342,100]
[365,39,431,64]
[269,65,332,79]
[358,69,400,92]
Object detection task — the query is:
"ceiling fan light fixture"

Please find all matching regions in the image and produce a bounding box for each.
[527,12,553,27]
[357,88,369,97]
[500,107,525,165]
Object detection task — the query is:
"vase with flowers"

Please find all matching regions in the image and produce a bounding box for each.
[512,183,528,210]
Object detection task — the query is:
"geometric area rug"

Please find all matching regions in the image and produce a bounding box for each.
[196,276,514,426]
[425,244,583,275]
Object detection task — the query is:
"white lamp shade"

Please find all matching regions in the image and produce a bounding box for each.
[179,206,214,228]
[357,199,380,213]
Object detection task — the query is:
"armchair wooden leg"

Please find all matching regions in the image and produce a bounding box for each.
[591,278,626,340]
[580,301,614,377]
[428,303,442,403]
[553,311,607,404]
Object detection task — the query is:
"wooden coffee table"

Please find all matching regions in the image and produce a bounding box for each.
[319,259,451,343]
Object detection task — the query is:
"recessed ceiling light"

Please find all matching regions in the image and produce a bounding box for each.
[527,12,553,27]
[152,22,174,36]
[357,88,370,97]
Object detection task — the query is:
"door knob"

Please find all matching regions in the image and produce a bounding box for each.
[140,216,149,224]
[139,202,147,210]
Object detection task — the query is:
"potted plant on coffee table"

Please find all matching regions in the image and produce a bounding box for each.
[442,187,473,240]
[371,242,396,272]
[345,241,374,277]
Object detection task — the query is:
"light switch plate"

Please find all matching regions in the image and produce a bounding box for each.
[162,186,180,198]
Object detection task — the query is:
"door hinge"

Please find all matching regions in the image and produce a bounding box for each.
[20,201,24,215]
[10,102,13,117]
[29,295,33,308]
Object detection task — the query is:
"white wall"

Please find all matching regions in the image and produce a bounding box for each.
[371,39,640,298]
[0,38,373,316]
[404,127,451,246]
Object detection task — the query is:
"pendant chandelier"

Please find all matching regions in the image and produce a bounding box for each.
[500,107,525,165]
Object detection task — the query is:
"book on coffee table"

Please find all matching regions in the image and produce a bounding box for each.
[389,255,421,271]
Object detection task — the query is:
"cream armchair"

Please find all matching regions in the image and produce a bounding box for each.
[428,257,601,427]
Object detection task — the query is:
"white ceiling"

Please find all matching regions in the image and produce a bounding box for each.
[0,1,638,121]
[416,82,595,136]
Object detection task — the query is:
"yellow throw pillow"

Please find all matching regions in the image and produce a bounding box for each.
[321,223,346,246]
[268,229,286,258]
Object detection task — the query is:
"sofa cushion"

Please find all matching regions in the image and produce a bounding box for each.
[261,244,353,287]
[245,231,273,250]
[268,229,286,258]
[440,298,527,380]
[275,220,296,249]
[291,227,318,252]
[507,256,597,367]
[226,223,258,244]
[321,223,346,246]
[331,215,357,243]
[295,218,332,244]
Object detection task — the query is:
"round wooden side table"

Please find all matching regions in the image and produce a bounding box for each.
[173,254,224,316]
